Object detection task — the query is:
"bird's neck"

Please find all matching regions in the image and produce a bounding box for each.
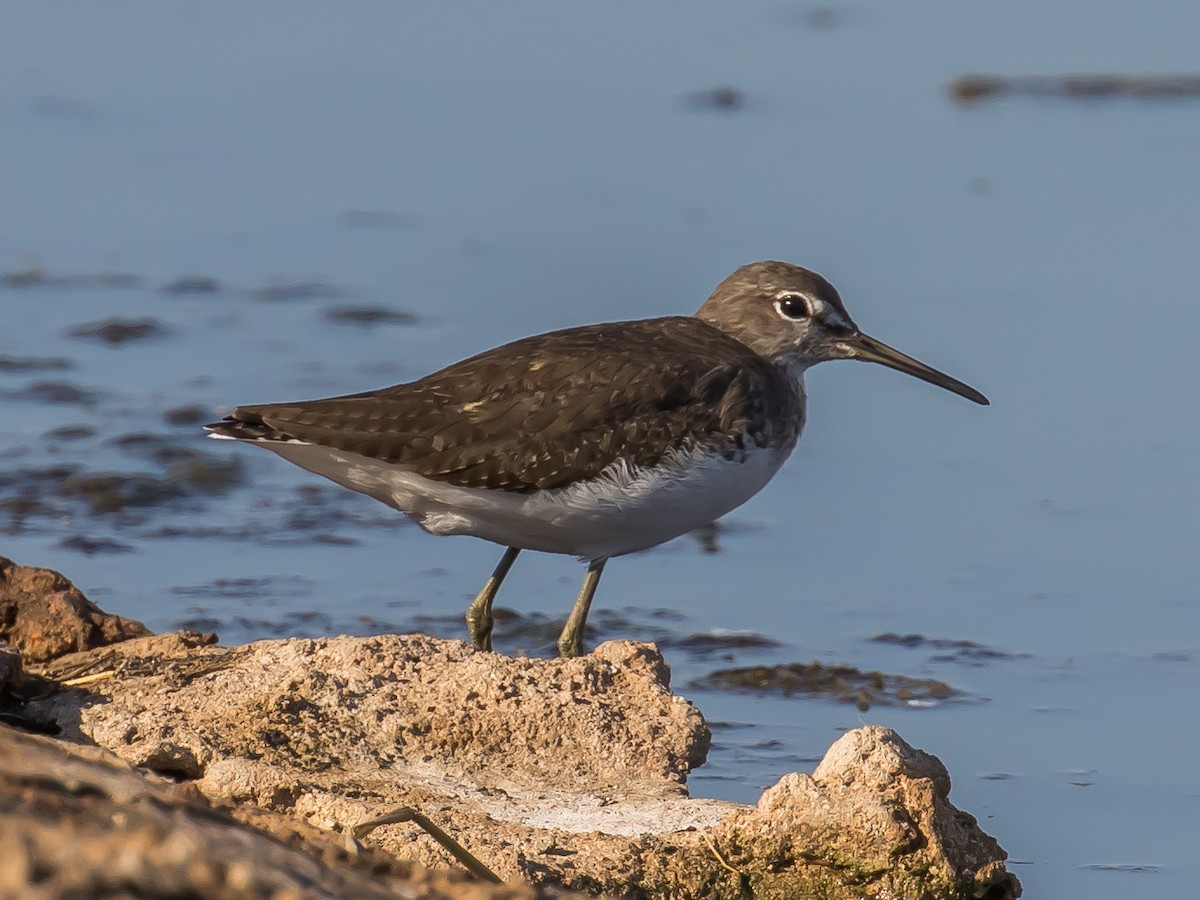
[774,357,809,447]
[771,351,810,398]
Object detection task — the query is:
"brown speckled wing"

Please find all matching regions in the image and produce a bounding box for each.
[209,317,801,492]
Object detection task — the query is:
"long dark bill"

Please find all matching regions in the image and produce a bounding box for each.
[843,333,989,405]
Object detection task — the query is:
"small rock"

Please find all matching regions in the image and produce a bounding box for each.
[0,555,150,662]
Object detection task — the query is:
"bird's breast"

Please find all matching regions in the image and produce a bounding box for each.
[510,438,798,558]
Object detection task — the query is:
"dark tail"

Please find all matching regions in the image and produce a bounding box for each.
[204,411,297,442]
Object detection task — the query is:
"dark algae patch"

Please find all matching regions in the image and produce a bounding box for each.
[0,265,141,290]
[3,381,100,406]
[0,435,244,531]
[161,275,222,295]
[0,355,72,372]
[322,305,419,327]
[253,278,346,302]
[683,85,747,112]
[162,404,212,427]
[42,425,96,441]
[104,434,246,498]
[692,660,961,711]
[950,72,1200,104]
[66,317,169,346]
[57,535,135,556]
[871,632,1031,664]
[667,630,783,655]
[59,472,186,514]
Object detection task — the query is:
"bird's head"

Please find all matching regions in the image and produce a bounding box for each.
[695,260,988,405]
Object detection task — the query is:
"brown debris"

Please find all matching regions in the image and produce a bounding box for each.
[0,555,150,663]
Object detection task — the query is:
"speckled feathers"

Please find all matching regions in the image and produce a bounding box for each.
[209,317,804,493]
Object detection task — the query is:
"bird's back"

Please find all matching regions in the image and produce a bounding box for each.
[208,317,805,494]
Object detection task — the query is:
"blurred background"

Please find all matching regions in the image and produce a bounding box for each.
[2,3,1199,897]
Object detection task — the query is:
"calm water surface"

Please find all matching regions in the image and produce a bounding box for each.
[3,3,1199,897]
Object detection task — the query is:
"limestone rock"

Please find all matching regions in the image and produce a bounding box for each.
[0,723,563,899]
[27,632,1018,898]
[10,556,1019,898]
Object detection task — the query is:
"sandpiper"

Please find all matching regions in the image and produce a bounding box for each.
[207,261,987,656]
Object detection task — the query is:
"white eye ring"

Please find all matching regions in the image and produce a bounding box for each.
[775,292,811,320]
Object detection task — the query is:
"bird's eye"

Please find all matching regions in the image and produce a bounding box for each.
[776,293,811,320]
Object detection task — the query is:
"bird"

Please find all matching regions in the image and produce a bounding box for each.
[206,261,987,657]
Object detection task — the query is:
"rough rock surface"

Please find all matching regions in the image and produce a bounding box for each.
[0,723,565,899]
[6,557,1020,898]
[0,554,149,662]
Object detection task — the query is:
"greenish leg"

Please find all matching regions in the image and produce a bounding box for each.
[557,558,607,658]
[465,546,520,651]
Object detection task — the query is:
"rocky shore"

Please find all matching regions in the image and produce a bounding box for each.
[0,555,1020,898]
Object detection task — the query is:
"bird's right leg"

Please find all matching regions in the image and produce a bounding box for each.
[464,546,520,651]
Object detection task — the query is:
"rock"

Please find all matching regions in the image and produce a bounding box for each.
[0,723,563,899]
[27,633,1018,898]
[34,634,710,793]
[696,728,1014,898]
[8,557,1019,898]
[0,556,150,662]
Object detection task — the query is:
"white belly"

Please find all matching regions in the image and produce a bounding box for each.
[249,440,796,561]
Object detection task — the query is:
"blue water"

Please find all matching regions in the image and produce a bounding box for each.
[3,3,1199,896]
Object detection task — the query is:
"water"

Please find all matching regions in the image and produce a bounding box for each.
[3,3,1199,896]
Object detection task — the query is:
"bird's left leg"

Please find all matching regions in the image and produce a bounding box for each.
[557,558,607,658]
[465,546,520,651]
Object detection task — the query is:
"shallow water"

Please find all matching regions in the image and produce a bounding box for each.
[3,3,1200,896]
